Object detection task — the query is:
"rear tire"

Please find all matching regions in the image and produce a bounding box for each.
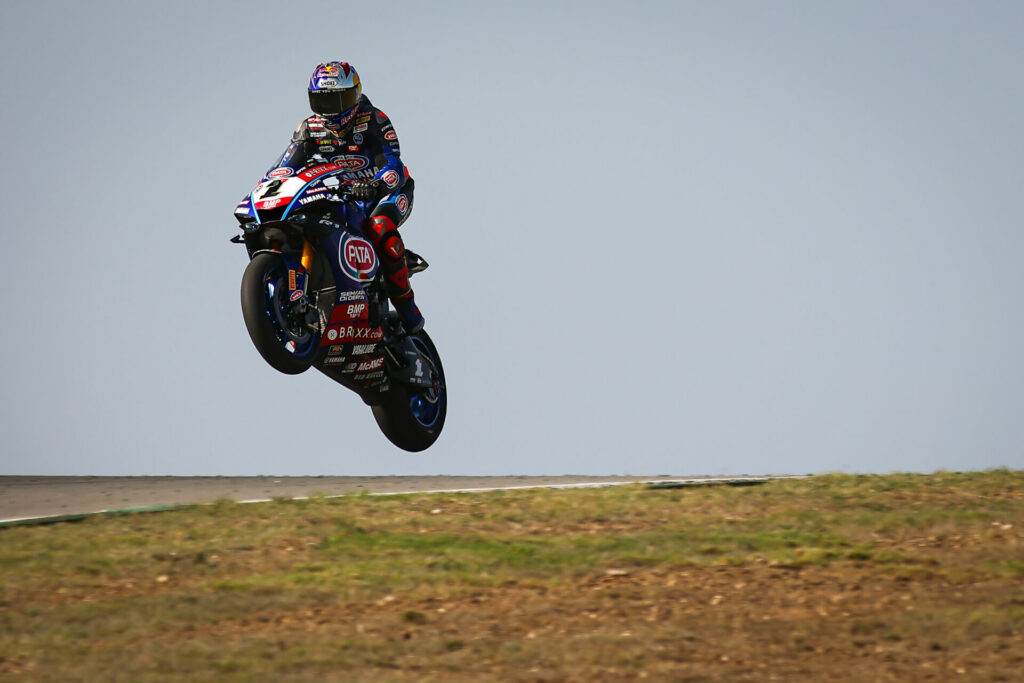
[240,253,318,375]
[371,329,447,451]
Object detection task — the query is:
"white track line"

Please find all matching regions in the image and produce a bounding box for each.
[1,476,802,526]
[233,476,787,505]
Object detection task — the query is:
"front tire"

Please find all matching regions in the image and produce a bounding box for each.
[372,329,447,451]
[240,253,319,375]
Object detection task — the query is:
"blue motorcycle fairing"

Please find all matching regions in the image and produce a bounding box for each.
[320,226,379,296]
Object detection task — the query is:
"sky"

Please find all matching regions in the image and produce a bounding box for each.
[1,1,1022,476]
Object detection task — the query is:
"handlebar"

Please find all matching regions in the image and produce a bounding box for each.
[327,179,383,202]
[323,183,353,201]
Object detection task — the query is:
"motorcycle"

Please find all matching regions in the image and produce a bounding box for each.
[231,161,446,451]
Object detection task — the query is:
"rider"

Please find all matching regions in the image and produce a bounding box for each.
[273,61,423,333]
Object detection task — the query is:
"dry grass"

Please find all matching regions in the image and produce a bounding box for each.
[1,470,1022,680]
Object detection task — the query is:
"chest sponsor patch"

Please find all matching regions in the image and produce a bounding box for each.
[330,155,369,171]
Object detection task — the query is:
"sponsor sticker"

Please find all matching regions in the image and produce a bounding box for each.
[396,194,409,215]
[354,371,385,381]
[346,303,367,318]
[353,123,368,133]
[328,345,344,356]
[323,357,348,365]
[289,290,303,302]
[234,206,251,214]
[382,170,400,188]
[337,289,366,302]
[339,235,377,281]
[317,78,339,88]
[353,133,363,144]
[288,270,296,290]
[352,343,376,355]
[298,193,328,205]
[269,167,293,178]
[298,164,340,181]
[255,197,286,210]
[357,357,384,372]
[321,325,384,345]
[384,130,398,141]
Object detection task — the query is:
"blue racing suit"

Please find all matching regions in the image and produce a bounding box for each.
[271,94,422,329]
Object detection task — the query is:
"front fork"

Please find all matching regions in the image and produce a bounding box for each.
[253,240,317,333]
[233,226,322,332]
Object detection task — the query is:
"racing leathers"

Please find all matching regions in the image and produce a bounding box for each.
[271,94,423,332]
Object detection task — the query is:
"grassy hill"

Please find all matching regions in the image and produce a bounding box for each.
[1,470,1022,680]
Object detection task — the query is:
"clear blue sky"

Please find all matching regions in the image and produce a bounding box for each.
[2,1,1022,475]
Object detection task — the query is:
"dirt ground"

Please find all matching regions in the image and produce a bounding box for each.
[150,563,1019,682]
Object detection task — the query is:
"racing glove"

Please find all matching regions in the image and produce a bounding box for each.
[348,179,383,201]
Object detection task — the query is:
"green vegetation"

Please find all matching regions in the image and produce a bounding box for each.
[1,470,1022,680]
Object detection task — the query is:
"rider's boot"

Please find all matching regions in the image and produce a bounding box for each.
[369,215,424,333]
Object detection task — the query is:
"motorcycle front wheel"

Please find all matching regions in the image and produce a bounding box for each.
[240,253,319,375]
[371,329,447,451]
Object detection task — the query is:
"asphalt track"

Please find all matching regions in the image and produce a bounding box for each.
[0,475,776,526]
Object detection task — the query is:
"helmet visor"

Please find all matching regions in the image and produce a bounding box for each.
[308,88,360,116]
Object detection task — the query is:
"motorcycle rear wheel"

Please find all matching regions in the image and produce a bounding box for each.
[240,253,319,375]
[371,329,447,451]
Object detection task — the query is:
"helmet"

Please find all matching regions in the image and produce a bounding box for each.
[308,62,361,121]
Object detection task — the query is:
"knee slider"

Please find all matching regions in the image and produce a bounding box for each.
[382,234,406,261]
